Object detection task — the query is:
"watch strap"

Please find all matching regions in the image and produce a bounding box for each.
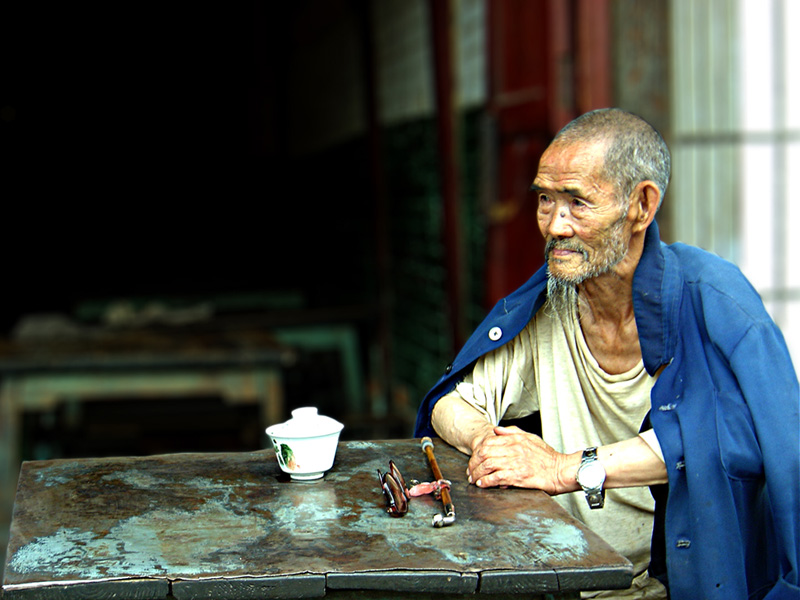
[578,447,605,509]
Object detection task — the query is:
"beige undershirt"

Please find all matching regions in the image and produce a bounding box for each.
[446,301,666,599]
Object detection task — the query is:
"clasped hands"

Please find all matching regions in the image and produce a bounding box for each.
[467,425,575,495]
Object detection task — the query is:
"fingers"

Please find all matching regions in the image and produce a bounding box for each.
[471,431,539,468]
[468,458,511,487]
[471,466,513,488]
[468,451,525,487]
[466,429,559,492]
[466,433,526,486]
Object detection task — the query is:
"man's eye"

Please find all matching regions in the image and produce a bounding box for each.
[571,197,586,208]
[539,194,552,204]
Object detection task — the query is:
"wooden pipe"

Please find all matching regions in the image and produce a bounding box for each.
[420,437,455,527]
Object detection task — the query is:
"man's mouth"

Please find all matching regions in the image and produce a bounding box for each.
[551,248,577,258]
[545,239,588,260]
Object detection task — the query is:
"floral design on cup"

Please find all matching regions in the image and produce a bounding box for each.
[275,443,299,471]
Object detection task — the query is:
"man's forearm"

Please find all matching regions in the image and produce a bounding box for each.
[596,434,669,489]
[466,426,668,492]
[552,434,668,494]
[431,393,496,455]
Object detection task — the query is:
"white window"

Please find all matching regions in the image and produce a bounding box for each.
[670,0,800,366]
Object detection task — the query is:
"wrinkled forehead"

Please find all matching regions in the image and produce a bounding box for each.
[533,139,610,190]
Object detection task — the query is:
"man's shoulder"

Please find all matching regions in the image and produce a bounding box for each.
[454,268,548,368]
[666,241,757,298]
[481,267,548,323]
[667,241,739,276]
[665,241,776,341]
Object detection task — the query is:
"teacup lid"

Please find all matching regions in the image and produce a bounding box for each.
[268,407,344,438]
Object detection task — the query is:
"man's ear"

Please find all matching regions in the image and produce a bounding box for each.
[629,181,660,233]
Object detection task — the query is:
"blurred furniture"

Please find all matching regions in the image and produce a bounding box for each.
[274,324,366,414]
[2,440,632,599]
[0,325,296,570]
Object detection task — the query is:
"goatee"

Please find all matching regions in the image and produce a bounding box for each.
[545,274,578,318]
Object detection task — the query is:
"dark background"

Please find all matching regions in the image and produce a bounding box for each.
[1,3,373,333]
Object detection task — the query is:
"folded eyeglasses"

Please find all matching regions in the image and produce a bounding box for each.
[377,460,409,517]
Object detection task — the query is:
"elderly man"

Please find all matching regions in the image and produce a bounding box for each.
[414,109,799,600]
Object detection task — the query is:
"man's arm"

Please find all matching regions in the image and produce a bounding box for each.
[432,385,668,495]
[431,392,497,455]
[467,425,668,494]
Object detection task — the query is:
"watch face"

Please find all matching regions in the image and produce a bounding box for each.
[578,461,606,488]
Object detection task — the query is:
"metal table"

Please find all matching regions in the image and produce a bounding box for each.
[2,440,633,599]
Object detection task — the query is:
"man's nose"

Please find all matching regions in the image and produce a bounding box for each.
[546,205,574,238]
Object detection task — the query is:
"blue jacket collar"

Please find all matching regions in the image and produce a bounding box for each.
[632,219,679,375]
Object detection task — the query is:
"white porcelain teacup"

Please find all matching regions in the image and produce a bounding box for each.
[265,407,344,480]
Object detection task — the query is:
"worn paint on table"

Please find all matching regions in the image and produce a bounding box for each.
[3,441,631,597]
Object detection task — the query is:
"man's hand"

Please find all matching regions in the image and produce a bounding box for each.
[467,426,578,494]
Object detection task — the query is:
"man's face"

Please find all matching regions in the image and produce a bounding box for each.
[531,141,630,285]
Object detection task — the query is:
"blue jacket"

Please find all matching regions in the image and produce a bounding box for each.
[415,221,800,600]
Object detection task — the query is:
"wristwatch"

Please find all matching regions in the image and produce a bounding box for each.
[576,447,606,509]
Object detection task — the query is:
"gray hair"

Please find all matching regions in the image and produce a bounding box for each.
[553,108,671,209]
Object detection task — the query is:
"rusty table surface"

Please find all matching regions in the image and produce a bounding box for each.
[2,440,632,599]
